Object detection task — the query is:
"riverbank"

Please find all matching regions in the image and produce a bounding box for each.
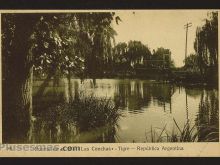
[33,75,218,89]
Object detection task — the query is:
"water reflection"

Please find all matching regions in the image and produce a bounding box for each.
[114,80,176,114]
[195,90,219,142]
[31,118,117,143]
[30,79,218,143]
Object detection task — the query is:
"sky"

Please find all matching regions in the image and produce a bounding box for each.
[112,10,211,67]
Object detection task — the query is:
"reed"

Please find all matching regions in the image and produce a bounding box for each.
[145,118,218,142]
[40,95,122,132]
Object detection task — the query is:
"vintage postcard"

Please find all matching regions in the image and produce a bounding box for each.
[0,9,219,157]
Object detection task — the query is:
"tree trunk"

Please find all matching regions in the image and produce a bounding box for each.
[67,71,73,102]
[2,14,39,143]
[3,49,33,143]
[74,81,79,100]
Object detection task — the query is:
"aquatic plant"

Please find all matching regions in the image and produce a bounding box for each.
[38,95,122,132]
[145,118,218,142]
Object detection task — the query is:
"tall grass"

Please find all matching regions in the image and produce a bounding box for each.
[145,118,218,142]
[39,95,122,132]
[172,119,198,142]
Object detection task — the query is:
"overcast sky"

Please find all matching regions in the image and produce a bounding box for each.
[112,10,211,67]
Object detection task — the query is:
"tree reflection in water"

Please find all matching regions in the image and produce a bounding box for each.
[28,79,219,143]
[114,81,175,114]
[195,89,219,142]
[31,80,121,143]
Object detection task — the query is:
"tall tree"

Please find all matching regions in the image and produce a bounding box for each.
[126,40,151,67]
[151,47,174,69]
[184,53,200,73]
[85,13,118,77]
[2,13,120,142]
[194,11,218,82]
[2,14,41,143]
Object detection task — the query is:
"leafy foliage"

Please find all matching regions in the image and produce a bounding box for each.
[194,11,218,80]
[184,54,200,72]
[113,41,175,75]
[2,13,120,80]
[31,13,119,79]
[151,47,174,69]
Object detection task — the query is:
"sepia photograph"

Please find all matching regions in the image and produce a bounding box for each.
[1,10,219,144]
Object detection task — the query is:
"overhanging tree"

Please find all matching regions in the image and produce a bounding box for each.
[194,11,218,82]
[2,13,120,142]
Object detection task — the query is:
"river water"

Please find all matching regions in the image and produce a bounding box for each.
[31,79,219,143]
